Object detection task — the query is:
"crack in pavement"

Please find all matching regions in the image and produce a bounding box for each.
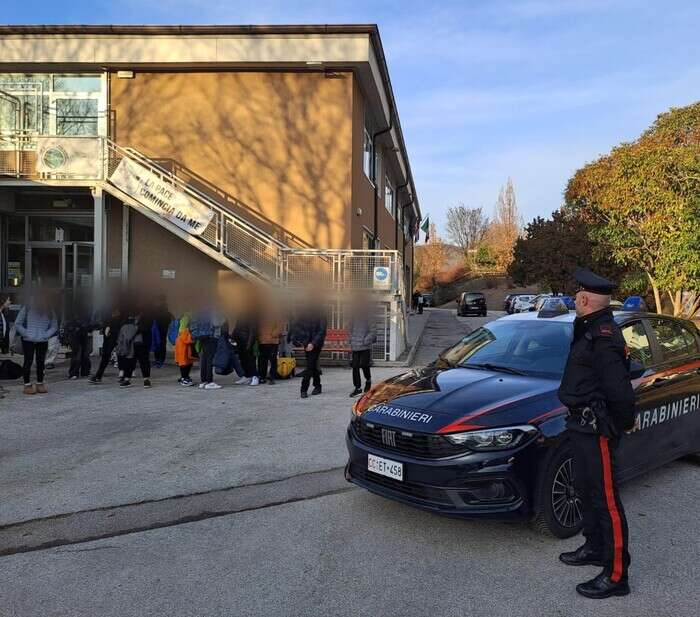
[0,466,352,557]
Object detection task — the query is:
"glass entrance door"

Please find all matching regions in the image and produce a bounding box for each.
[26,242,93,314]
[29,245,63,287]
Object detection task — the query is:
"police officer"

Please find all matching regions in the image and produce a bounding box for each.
[557,268,635,599]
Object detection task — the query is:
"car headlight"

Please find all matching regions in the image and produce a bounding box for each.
[443,425,538,451]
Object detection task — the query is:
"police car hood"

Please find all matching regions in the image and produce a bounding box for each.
[361,365,560,433]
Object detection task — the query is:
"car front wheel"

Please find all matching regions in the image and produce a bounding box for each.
[531,441,583,538]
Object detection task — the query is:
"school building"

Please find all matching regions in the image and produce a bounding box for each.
[0,25,421,360]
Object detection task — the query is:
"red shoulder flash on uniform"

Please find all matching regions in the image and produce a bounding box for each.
[624,344,630,358]
[599,324,612,336]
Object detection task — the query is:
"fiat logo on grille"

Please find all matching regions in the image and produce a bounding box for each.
[381,428,397,448]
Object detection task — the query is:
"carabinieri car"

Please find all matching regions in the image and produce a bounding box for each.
[345,308,700,537]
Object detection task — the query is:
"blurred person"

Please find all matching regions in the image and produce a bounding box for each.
[65,297,93,380]
[153,293,173,368]
[257,305,283,385]
[411,290,420,313]
[0,295,9,398]
[88,302,124,384]
[174,312,196,387]
[232,308,258,386]
[288,299,327,398]
[347,297,377,397]
[14,291,58,395]
[115,308,139,388]
[133,301,155,388]
[191,304,226,390]
[1,294,10,354]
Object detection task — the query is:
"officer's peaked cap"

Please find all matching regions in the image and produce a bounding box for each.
[574,267,616,295]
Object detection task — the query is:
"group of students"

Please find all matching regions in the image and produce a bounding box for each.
[2,290,379,400]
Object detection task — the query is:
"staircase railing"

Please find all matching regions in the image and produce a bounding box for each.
[1,132,406,296]
[104,139,287,282]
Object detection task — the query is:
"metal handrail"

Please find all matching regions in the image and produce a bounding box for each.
[109,141,287,250]
[0,131,406,293]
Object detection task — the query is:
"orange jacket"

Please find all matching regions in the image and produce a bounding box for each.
[258,319,283,345]
[174,329,196,367]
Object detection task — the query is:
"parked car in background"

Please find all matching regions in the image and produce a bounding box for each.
[505,294,533,314]
[503,294,517,312]
[528,294,553,312]
[560,295,575,310]
[458,292,487,317]
[421,292,434,307]
[512,295,536,313]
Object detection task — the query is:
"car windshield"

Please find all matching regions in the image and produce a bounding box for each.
[441,319,573,378]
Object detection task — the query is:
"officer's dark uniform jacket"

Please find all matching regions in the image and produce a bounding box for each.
[558,307,635,434]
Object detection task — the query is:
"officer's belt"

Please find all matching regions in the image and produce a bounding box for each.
[568,406,593,417]
[568,406,597,424]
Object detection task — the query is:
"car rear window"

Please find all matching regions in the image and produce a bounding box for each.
[463,293,484,301]
[442,320,573,378]
[621,321,653,367]
[649,319,699,363]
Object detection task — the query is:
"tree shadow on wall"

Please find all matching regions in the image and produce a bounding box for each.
[111,66,353,250]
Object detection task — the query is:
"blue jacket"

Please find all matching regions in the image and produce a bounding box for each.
[14,306,58,343]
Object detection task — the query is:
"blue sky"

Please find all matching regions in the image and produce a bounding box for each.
[6,1,700,234]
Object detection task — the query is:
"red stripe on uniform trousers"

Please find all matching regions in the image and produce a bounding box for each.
[599,435,624,582]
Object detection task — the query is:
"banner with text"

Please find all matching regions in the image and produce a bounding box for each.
[109,157,214,237]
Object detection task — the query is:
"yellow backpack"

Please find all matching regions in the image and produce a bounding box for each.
[276,356,296,379]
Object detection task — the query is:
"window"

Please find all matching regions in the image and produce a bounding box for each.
[52,75,101,93]
[622,321,653,367]
[385,175,394,217]
[443,320,573,378]
[363,127,375,182]
[649,319,699,363]
[56,98,98,135]
[0,73,104,136]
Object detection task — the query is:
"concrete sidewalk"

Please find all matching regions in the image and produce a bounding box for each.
[0,364,403,527]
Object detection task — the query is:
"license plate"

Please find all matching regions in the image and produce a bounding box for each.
[368,454,403,482]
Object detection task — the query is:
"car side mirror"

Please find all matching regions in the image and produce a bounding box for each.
[629,361,645,380]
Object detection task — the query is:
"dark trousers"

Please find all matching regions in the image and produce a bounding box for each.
[571,431,630,582]
[258,344,279,380]
[120,344,151,380]
[154,325,168,364]
[95,338,117,380]
[351,349,371,389]
[134,342,151,379]
[237,343,257,378]
[301,349,322,392]
[180,365,192,379]
[68,331,91,378]
[22,340,48,385]
[199,336,218,383]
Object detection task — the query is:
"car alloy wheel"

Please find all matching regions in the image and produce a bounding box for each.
[551,457,583,530]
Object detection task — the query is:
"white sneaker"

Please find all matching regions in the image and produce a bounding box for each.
[204,382,222,390]
[235,377,250,385]
[198,382,208,389]
[249,376,260,386]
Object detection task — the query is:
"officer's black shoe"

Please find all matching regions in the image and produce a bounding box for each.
[300,391,309,399]
[349,388,363,397]
[311,386,322,396]
[559,545,604,567]
[576,571,630,599]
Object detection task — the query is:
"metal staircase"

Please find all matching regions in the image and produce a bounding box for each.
[102,139,287,283]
